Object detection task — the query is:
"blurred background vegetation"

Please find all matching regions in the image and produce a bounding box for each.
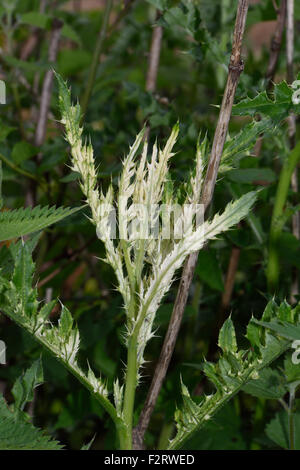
[0,0,300,449]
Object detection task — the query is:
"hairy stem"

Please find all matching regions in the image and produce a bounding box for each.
[122,335,138,449]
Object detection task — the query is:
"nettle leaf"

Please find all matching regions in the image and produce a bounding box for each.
[0,205,83,242]
[232,81,300,122]
[169,301,299,450]
[0,397,62,450]
[266,411,300,450]
[12,359,43,411]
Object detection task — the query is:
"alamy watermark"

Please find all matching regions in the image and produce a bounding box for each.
[0,340,6,365]
[292,80,300,105]
[292,340,300,365]
[96,201,204,241]
[0,80,6,104]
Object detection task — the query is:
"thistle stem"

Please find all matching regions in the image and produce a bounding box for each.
[122,335,139,449]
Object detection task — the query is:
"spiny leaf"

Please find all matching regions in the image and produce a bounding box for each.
[0,242,111,410]
[12,359,43,411]
[220,118,273,172]
[218,317,237,354]
[169,301,298,450]
[232,81,300,122]
[0,205,83,242]
[59,304,74,338]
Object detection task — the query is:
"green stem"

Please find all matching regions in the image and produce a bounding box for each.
[288,387,296,450]
[80,0,113,119]
[122,335,139,449]
[266,141,300,292]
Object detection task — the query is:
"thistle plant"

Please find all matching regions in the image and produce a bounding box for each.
[56,76,260,447]
[0,75,300,449]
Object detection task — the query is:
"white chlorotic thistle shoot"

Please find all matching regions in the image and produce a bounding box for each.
[57,74,257,439]
[1,74,297,452]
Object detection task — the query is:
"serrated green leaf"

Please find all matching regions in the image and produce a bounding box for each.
[0,205,83,242]
[0,397,62,450]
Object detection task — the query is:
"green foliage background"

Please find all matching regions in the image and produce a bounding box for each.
[0,0,300,450]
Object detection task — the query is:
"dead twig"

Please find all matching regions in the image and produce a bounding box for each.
[132,0,249,449]
[35,18,63,148]
[266,0,286,83]
[145,14,163,139]
[146,23,163,93]
[220,0,287,329]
